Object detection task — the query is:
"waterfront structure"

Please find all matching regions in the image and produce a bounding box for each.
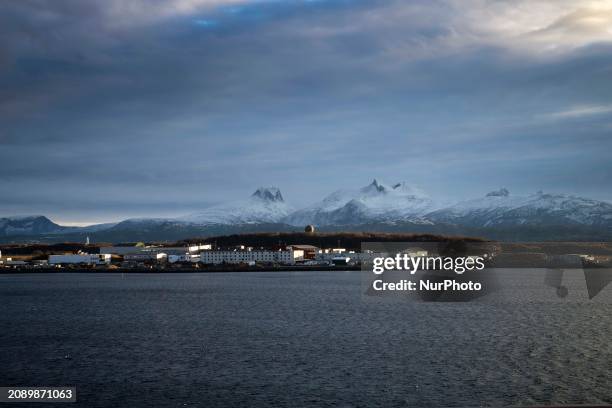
[188,244,212,253]
[168,254,200,263]
[401,248,428,257]
[4,260,27,266]
[49,254,111,265]
[331,256,351,266]
[199,249,301,265]
[147,247,190,255]
[287,245,317,260]
[100,246,189,256]
[316,250,378,263]
[123,253,167,262]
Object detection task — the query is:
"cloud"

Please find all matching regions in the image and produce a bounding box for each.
[1,0,612,221]
[527,6,612,49]
[326,0,612,59]
[540,104,612,119]
[441,0,612,55]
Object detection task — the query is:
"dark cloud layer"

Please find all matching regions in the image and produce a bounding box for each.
[1,0,611,223]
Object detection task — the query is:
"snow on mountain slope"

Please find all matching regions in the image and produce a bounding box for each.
[3,186,610,242]
[284,179,436,226]
[427,189,612,227]
[179,187,293,225]
[0,215,66,236]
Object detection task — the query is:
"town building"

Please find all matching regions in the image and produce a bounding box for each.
[99,246,189,256]
[145,247,189,256]
[123,253,167,262]
[199,249,301,265]
[188,244,212,253]
[331,256,351,266]
[287,245,317,260]
[49,254,111,265]
[316,249,379,264]
[168,254,200,263]
[4,260,27,267]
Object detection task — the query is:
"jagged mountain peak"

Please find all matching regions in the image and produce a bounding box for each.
[361,179,388,194]
[251,187,284,202]
[284,179,435,226]
[359,179,428,198]
[179,186,291,225]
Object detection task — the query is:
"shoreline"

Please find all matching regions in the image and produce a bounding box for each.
[0,265,362,274]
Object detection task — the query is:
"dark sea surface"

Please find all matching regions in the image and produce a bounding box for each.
[1,272,611,407]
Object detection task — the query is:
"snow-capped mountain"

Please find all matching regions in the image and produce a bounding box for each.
[115,187,292,228]
[0,215,66,236]
[180,187,293,225]
[284,182,611,233]
[284,179,436,226]
[2,184,611,242]
[427,189,612,228]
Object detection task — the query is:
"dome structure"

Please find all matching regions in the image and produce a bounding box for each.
[305,224,315,233]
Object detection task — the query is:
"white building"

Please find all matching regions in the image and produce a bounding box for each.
[168,254,200,263]
[145,247,188,256]
[100,246,189,256]
[124,253,167,262]
[49,254,111,265]
[199,249,300,265]
[401,247,428,258]
[316,250,380,263]
[188,244,212,253]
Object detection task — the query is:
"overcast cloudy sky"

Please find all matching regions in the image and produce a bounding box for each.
[2,0,612,224]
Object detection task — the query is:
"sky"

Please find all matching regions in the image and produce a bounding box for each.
[1,0,612,225]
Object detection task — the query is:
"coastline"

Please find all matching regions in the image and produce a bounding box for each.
[0,265,362,274]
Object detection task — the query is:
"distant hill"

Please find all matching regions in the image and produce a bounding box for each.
[0,216,67,236]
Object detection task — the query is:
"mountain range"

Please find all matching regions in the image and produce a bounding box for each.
[2,180,611,242]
